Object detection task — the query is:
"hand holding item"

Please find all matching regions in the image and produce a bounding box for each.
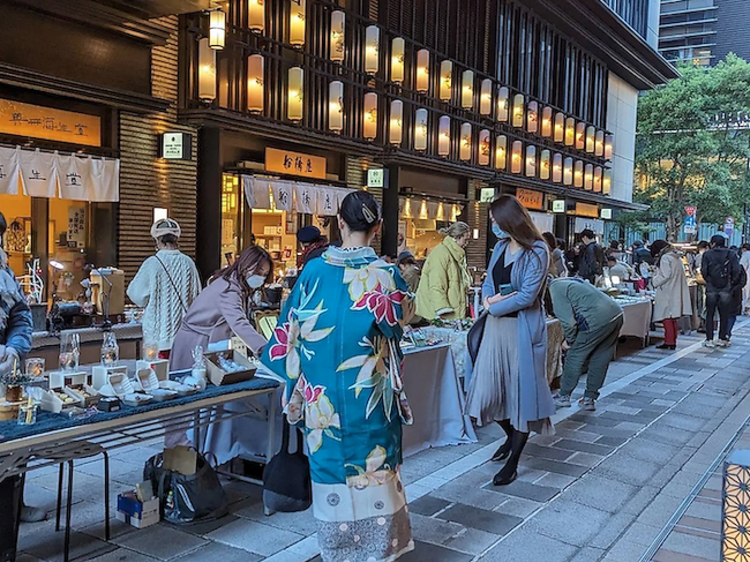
[561,340,571,352]
[488,292,516,305]
[0,347,20,375]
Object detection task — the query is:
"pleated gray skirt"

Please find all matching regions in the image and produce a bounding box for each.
[466,315,554,435]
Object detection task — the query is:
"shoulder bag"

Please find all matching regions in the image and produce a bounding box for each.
[467,312,488,365]
[262,415,312,516]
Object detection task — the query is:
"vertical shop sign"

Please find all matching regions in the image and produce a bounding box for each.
[295,183,317,214]
[317,188,337,216]
[67,206,86,247]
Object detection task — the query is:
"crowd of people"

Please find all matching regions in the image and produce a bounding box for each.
[3,193,750,562]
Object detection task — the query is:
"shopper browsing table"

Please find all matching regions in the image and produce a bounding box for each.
[650,240,692,350]
[702,234,744,347]
[261,191,416,562]
[465,195,554,487]
[549,278,624,411]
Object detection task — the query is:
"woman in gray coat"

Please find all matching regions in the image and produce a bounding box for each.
[169,246,272,371]
[466,195,555,487]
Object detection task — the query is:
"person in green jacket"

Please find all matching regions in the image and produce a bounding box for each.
[549,277,624,411]
[416,221,472,320]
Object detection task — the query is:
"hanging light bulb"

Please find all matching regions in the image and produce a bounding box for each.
[511,140,522,174]
[391,38,405,83]
[565,117,575,146]
[584,164,594,190]
[389,100,403,145]
[329,80,344,132]
[575,122,585,150]
[554,112,565,143]
[363,92,378,140]
[604,134,614,160]
[603,169,612,194]
[460,122,472,161]
[541,106,552,137]
[563,157,573,185]
[527,101,538,133]
[461,70,474,109]
[586,126,596,153]
[540,149,551,180]
[365,25,380,74]
[198,38,217,102]
[414,108,428,151]
[497,87,509,122]
[438,115,450,156]
[330,10,345,62]
[574,160,584,188]
[290,0,306,47]
[209,8,226,50]
[552,153,563,183]
[595,130,605,157]
[439,60,453,102]
[512,94,524,128]
[416,49,430,93]
[594,166,603,192]
[249,0,265,33]
[436,202,445,221]
[495,135,507,170]
[479,129,490,166]
[525,145,536,177]
[247,54,264,113]
[288,66,304,121]
[480,79,492,115]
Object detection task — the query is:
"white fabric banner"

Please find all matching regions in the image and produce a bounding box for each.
[87,157,119,202]
[528,211,554,235]
[271,180,293,211]
[243,176,255,208]
[18,148,58,198]
[317,187,337,216]
[57,153,89,200]
[252,179,271,209]
[295,183,317,214]
[575,217,605,237]
[0,146,21,195]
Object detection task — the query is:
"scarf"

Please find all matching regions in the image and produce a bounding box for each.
[298,236,330,268]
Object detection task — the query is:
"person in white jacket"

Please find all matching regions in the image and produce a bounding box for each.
[127,218,201,357]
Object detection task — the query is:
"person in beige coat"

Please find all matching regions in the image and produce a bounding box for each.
[650,240,691,350]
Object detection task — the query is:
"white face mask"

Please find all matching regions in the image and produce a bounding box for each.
[246,274,266,289]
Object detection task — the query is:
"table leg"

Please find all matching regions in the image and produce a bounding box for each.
[63,460,74,562]
[55,463,64,532]
[103,452,110,541]
[193,410,202,454]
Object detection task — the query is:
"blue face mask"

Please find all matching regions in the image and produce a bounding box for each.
[492,223,507,240]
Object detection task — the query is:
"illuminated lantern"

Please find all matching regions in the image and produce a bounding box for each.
[554,112,565,143]
[527,101,538,133]
[540,149,551,180]
[198,38,217,101]
[461,70,474,109]
[574,160,584,188]
[594,166,603,192]
[497,86,509,122]
[290,0,306,47]
[511,140,522,174]
[586,126,596,153]
[460,122,472,161]
[439,61,453,101]
[365,26,380,74]
[480,79,492,115]
[525,145,536,177]
[389,99,403,145]
[209,9,226,50]
[495,135,507,170]
[363,92,378,140]
[287,66,304,121]
[563,157,573,185]
[330,11,345,62]
[512,94,524,127]
[565,117,575,146]
[595,130,605,156]
[249,0,265,33]
[604,134,614,160]
[329,80,344,132]
[584,163,593,190]
[247,54,264,113]
[391,38,405,83]
[479,129,490,166]
[414,108,428,151]
[438,115,450,156]
[541,106,552,137]
[416,49,430,93]
[552,153,563,183]
[575,122,585,150]
[603,169,612,194]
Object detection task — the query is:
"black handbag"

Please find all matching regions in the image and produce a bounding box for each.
[467,312,488,364]
[262,416,312,516]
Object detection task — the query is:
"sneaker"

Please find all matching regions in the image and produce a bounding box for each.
[716,339,731,348]
[553,393,571,408]
[20,504,47,523]
[579,397,596,411]
[702,339,715,348]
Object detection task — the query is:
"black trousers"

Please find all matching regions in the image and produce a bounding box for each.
[706,290,733,341]
[0,475,22,562]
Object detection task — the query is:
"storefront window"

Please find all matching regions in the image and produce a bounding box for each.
[0,193,32,278]
[48,198,89,301]
[221,173,241,267]
[400,196,463,260]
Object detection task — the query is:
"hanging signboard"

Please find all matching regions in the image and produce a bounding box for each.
[265,148,327,180]
[575,202,600,218]
[159,132,193,160]
[0,99,101,147]
[552,200,566,213]
[516,188,544,210]
[367,168,386,188]
[480,188,496,203]
[600,208,613,220]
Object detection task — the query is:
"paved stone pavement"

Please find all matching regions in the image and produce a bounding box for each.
[14,320,750,562]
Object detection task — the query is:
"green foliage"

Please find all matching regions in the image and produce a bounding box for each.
[636,54,750,240]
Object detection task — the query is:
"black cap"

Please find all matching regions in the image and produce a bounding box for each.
[397,251,415,265]
[297,226,321,244]
[580,229,595,239]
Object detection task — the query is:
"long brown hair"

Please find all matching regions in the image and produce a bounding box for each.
[490,195,544,251]
[220,246,274,298]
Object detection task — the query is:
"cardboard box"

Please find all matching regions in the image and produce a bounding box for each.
[163,446,197,476]
[204,350,256,386]
[136,359,169,382]
[49,371,88,390]
[116,492,159,529]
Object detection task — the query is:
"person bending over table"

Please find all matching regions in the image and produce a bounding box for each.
[549,278,624,412]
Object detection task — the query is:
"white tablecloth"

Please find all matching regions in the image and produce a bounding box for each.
[401,343,477,457]
[618,299,653,343]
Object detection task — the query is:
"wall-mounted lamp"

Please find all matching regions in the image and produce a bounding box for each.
[439,60,452,102]
[584,163,594,190]
[511,140,522,174]
[330,10,345,62]
[541,106,552,137]
[554,112,565,143]
[414,108,428,151]
[247,54,264,113]
[365,25,380,74]
[525,145,536,177]
[604,134,614,160]
[198,38,217,102]
[391,38,405,83]
[209,8,226,50]
[595,130,604,156]
[480,79,492,116]
[249,0,265,32]
[593,166,603,192]
[603,169,612,194]
[416,49,430,93]
[527,101,538,134]
[574,160,584,188]
[153,208,168,222]
[565,117,575,146]
[363,92,378,140]
[461,70,474,109]
[563,157,573,185]
[460,122,472,161]
[540,149,551,180]
[329,80,344,132]
[512,94,524,128]
[586,126,596,153]
[497,86,509,122]
[495,135,507,170]
[479,129,490,166]
[290,0,306,47]
[288,66,304,121]
[575,122,586,150]
[552,153,562,183]
[438,115,450,156]
[389,99,403,145]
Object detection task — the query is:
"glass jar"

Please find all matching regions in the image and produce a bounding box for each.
[25,358,45,377]
[59,332,80,372]
[101,332,119,367]
[18,402,38,425]
[142,342,159,362]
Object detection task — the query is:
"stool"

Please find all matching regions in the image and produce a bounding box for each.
[38,442,110,562]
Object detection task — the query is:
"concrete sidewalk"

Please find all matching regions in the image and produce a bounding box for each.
[14,322,750,562]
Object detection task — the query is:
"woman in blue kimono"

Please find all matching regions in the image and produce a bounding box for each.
[261,191,415,562]
[465,195,555,486]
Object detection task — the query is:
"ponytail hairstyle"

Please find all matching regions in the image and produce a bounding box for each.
[339,190,381,232]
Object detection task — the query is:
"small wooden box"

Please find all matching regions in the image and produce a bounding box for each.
[204,351,256,386]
